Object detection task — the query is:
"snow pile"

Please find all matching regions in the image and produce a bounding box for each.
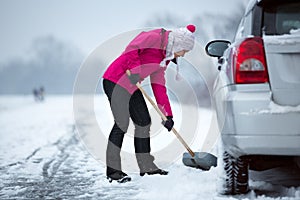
[134,164,219,200]
[290,29,300,35]
[248,181,300,200]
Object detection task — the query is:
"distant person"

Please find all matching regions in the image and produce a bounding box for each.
[102,25,196,183]
[39,86,45,101]
[33,88,39,102]
[32,86,45,102]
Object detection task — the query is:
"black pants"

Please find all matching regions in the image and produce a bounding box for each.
[103,79,157,175]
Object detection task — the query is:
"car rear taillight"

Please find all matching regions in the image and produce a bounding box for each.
[233,37,269,84]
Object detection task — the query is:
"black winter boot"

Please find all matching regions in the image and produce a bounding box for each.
[140,168,169,176]
[107,171,131,183]
[136,153,168,176]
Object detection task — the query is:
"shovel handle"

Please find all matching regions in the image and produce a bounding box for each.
[126,70,195,157]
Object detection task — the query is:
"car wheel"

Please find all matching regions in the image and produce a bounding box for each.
[220,151,249,195]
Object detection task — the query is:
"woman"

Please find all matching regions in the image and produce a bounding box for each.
[102,24,196,183]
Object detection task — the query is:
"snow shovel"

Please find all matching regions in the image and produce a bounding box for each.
[126,70,217,170]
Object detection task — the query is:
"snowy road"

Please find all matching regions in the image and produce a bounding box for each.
[0,96,299,200]
[0,96,139,199]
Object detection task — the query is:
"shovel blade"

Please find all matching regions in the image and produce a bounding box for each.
[182,152,217,170]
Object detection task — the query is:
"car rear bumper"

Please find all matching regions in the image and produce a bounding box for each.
[218,84,300,156]
[222,135,300,156]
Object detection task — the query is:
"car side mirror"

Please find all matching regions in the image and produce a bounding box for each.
[205,40,231,58]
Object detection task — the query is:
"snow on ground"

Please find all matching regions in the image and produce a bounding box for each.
[0,95,299,199]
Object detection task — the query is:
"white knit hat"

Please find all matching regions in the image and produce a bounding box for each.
[169,24,196,53]
[160,24,196,67]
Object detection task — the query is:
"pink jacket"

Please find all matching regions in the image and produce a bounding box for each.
[103,28,173,117]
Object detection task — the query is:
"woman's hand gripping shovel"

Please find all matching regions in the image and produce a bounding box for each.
[126,70,217,170]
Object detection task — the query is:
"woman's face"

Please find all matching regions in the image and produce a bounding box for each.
[174,50,189,58]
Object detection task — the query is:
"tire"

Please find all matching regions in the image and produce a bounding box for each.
[220,151,249,195]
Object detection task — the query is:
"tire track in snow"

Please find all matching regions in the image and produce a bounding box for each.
[0,120,141,200]
[0,125,79,199]
[41,130,75,183]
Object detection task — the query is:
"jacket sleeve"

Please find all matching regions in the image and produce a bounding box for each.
[150,67,173,117]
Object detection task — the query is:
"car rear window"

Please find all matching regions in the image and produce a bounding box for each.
[263,2,300,35]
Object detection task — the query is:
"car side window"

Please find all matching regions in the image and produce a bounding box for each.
[263,2,300,35]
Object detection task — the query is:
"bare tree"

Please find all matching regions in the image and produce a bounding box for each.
[0,36,83,94]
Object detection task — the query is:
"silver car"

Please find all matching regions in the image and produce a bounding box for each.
[205,0,300,195]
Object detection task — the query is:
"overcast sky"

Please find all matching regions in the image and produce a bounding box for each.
[0,0,247,62]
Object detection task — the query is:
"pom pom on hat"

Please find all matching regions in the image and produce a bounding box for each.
[187,24,196,33]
